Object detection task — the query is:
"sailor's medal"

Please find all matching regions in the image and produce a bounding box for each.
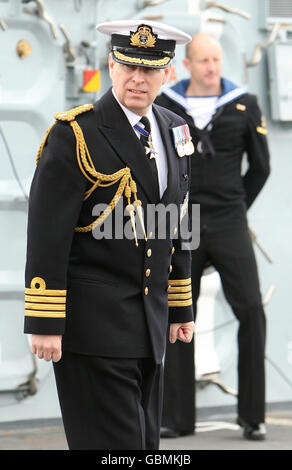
[182,124,194,156]
[177,141,185,157]
[186,140,195,155]
[172,125,185,157]
[178,125,186,156]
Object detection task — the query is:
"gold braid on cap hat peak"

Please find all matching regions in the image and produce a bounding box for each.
[36,104,147,243]
[113,50,170,66]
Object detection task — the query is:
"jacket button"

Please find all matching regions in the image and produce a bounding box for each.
[169,265,173,273]
[145,269,151,277]
[144,287,149,295]
[171,247,175,255]
[147,249,152,257]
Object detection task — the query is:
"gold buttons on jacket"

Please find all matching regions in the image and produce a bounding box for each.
[145,269,151,277]
[144,287,149,295]
[169,265,173,273]
[147,249,152,257]
[171,247,175,255]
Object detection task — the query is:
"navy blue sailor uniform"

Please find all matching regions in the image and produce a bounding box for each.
[156,77,270,434]
[24,88,194,449]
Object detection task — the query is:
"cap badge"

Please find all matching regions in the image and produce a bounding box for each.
[130,24,157,48]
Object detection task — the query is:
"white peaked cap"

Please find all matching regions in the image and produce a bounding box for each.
[96,19,192,45]
[96,19,191,68]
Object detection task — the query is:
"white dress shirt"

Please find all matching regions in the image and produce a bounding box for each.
[112,88,168,199]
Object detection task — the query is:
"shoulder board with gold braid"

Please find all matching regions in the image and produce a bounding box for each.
[36,104,93,164]
[34,104,146,243]
[54,103,94,122]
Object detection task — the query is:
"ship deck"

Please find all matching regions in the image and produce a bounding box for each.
[1,403,291,451]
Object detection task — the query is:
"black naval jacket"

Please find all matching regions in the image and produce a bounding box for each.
[24,88,193,363]
[156,82,271,232]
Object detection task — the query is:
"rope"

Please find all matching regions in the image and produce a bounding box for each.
[36,109,145,239]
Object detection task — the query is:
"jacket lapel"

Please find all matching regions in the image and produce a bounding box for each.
[96,89,158,204]
[153,104,179,206]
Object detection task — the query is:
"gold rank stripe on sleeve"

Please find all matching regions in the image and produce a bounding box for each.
[168,278,191,286]
[25,311,66,318]
[25,277,66,319]
[168,278,192,307]
[256,126,268,135]
[168,292,192,300]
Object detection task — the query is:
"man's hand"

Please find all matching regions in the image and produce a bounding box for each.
[169,321,195,344]
[31,334,62,362]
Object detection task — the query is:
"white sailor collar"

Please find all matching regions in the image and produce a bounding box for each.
[161,77,247,112]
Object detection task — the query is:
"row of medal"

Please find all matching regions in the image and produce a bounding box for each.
[172,124,194,157]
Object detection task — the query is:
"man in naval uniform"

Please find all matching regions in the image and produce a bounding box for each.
[23,20,195,450]
[156,33,270,441]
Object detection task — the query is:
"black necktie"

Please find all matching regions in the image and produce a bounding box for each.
[139,117,160,201]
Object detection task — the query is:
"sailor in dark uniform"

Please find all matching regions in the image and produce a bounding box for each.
[23,20,195,450]
[156,33,270,441]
